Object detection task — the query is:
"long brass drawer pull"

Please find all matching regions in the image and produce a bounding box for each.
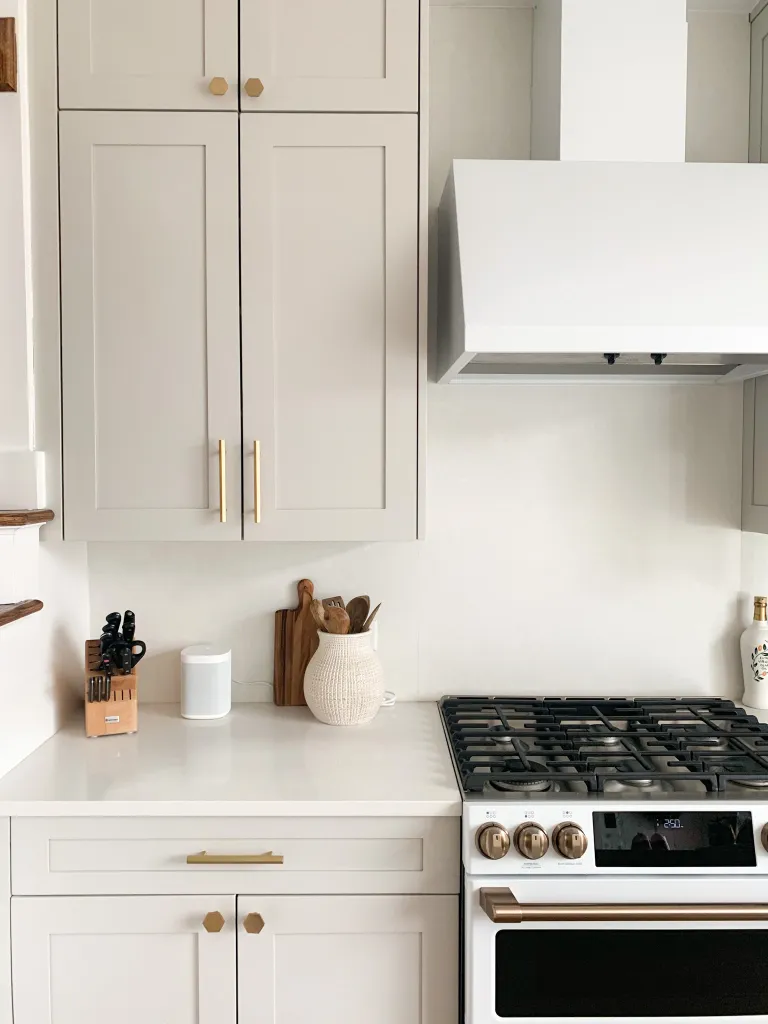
[479,887,768,924]
[187,850,284,865]
[218,439,227,524]
[254,440,261,524]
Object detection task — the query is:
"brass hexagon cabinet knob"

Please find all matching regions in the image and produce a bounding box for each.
[209,77,229,96]
[244,912,265,934]
[202,911,226,933]
[244,78,264,98]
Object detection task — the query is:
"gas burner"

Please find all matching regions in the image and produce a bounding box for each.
[441,696,768,796]
[729,777,768,789]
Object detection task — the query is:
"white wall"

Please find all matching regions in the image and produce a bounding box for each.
[89,383,745,702]
[0,0,89,772]
[0,0,32,449]
[686,12,750,162]
[83,4,751,706]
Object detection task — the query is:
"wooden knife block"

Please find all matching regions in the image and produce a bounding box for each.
[84,639,138,738]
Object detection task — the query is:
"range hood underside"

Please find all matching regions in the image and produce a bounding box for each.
[453,353,768,384]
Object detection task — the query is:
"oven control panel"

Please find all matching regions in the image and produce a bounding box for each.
[465,803,768,875]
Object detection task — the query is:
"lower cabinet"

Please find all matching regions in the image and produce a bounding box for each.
[237,895,457,1024]
[11,896,237,1024]
[11,894,457,1024]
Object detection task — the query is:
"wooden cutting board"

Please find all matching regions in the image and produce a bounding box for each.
[273,579,320,706]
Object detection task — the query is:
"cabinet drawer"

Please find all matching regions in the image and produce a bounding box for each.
[11,817,459,896]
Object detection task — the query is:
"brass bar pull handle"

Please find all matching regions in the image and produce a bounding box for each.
[254,440,261,524]
[479,888,768,924]
[218,440,226,523]
[187,851,284,865]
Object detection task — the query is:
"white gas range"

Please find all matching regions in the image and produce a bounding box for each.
[440,696,768,1024]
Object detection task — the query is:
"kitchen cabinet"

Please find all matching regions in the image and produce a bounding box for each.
[58,0,418,113]
[750,4,768,163]
[237,895,457,1024]
[240,0,418,112]
[742,377,768,534]
[59,111,242,542]
[240,115,418,541]
[11,895,237,1024]
[57,0,239,111]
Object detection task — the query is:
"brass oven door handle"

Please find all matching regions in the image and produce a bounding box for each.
[254,440,261,524]
[218,439,226,523]
[479,888,768,923]
[187,851,284,865]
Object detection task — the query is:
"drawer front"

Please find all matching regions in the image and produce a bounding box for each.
[11,817,459,896]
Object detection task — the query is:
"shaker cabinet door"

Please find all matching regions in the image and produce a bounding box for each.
[60,112,242,541]
[57,0,239,110]
[750,5,768,162]
[237,895,457,1024]
[11,896,237,1024]
[240,0,419,112]
[240,114,418,541]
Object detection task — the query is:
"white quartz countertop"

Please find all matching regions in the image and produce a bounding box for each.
[0,702,462,817]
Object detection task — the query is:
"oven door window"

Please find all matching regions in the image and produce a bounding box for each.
[496,929,768,1018]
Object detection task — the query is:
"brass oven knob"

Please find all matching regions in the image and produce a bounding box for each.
[553,822,589,860]
[761,823,768,854]
[476,822,511,860]
[514,822,549,860]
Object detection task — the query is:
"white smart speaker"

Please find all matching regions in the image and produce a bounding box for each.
[180,644,232,720]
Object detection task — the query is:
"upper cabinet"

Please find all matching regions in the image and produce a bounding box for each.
[240,0,418,112]
[60,112,242,541]
[58,0,418,112]
[750,4,768,163]
[57,0,239,110]
[240,114,418,541]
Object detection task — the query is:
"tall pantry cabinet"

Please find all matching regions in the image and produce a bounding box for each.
[58,0,422,541]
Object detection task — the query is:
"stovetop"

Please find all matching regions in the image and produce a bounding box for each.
[440,696,768,797]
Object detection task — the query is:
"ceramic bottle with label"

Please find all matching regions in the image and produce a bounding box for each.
[741,596,768,709]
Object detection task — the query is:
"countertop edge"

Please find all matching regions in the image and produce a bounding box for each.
[0,799,463,818]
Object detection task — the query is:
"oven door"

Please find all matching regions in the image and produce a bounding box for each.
[466,875,768,1024]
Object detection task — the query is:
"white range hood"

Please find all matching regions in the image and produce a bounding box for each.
[436,0,768,384]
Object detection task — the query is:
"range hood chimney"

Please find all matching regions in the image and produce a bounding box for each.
[531,0,688,162]
[437,0,768,384]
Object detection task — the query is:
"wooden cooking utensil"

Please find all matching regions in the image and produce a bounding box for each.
[346,595,370,634]
[273,579,321,706]
[322,596,345,610]
[324,606,351,635]
[362,602,381,632]
[310,599,327,632]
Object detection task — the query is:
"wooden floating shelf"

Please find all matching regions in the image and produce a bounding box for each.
[0,600,44,629]
[0,509,54,527]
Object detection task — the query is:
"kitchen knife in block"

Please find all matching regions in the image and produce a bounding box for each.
[273,579,320,706]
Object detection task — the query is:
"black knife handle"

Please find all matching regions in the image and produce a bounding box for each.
[122,610,136,643]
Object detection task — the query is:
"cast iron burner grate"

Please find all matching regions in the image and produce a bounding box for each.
[439,697,768,794]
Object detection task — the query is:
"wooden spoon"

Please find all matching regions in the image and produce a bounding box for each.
[362,603,381,632]
[310,599,327,632]
[324,606,351,635]
[323,596,345,610]
[346,595,370,634]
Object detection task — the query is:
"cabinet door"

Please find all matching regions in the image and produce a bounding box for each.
[241,0,418,112]
[237,895,457,1024]
[240,114,418,541]
[60,112,241,541]
[750,5,768,162]
[12,896,236,1024]
[58,0,238,110]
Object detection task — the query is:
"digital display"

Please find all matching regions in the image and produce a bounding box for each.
[593,811,755,868]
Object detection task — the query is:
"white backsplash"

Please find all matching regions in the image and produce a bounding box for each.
[88,383,745,703]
